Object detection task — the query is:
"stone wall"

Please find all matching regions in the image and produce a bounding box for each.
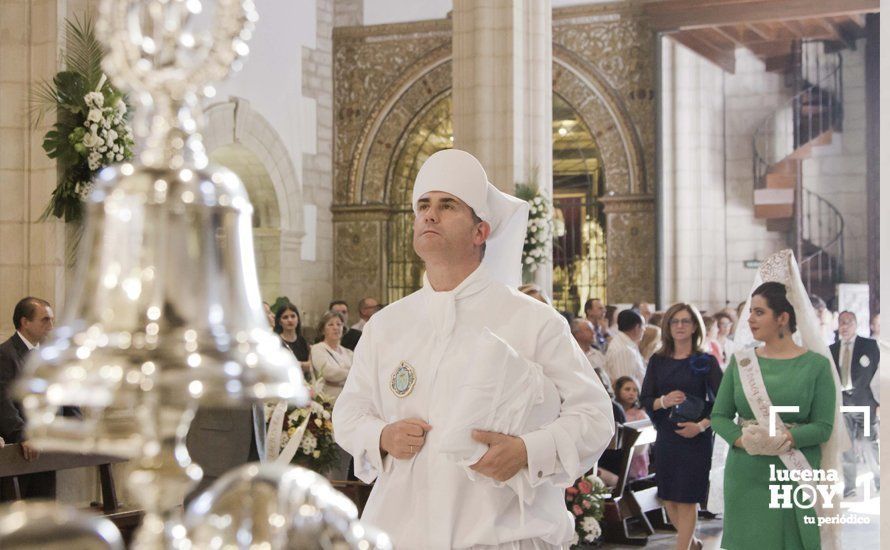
[300,0,338,327]
[0,0,68,341]
[660,39,870,311]
[660,37,728,312]
[723,50,797,303]
[802,39,869,285]
[334,0,364,27]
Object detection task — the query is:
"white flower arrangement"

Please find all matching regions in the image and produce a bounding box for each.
[264,389,338,473]
[580,516,601,542]
[75,75,134,175]
[520,190,552,272]
[31,17,136,222]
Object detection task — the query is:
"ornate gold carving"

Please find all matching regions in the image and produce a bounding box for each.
[333,220,384,308]
[334,29,451,204]
[553,16,656,195]
[606,207,656,303]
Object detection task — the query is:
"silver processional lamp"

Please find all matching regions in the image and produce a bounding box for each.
[15,0,307,548]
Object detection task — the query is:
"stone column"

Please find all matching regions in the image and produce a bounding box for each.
[0,0,69,341]
[452,0,553,293]
[599,195,656,304]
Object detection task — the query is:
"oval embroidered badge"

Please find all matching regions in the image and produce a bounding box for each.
[391,361,417,397]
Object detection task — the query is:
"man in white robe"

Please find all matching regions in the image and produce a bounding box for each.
[333,150,614,549]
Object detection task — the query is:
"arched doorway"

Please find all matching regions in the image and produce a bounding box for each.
[383,92,606,309]
[210,144,282,301]
[552,93,607,314]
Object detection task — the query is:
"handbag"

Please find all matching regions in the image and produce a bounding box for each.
[669,393,706,423]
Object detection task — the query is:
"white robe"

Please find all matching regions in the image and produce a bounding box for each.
[332,265,614,549]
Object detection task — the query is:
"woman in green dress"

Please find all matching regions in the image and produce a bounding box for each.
[711,271,844,549]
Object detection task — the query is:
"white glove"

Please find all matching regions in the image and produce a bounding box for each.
[740,424,791,456]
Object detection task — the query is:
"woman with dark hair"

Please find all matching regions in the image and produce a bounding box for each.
[640,303,722,550]
[711,265,842,549]
[274,303,311,378]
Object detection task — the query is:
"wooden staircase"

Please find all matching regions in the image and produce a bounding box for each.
[752,40,845,304]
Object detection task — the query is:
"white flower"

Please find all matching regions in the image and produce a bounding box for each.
[84,92,104,108]
[87,151,102,170]
[74,181,93,201]
[82,132,102,149]
[301,432,318,454]
[570,531,579,547]
[106,129,118,143]
[87,108,103,123]
[115,153,123,161]
[581,517,601,541]
[115,98,127,114]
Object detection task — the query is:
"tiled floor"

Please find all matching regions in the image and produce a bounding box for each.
[600,492,880,550]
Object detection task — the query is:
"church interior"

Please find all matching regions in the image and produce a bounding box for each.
[0,0,885,548]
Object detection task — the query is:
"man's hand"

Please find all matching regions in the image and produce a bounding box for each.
[0,436,5,448]
[380,418,432,460]
[469,430,527,482]
[20,441,39,461]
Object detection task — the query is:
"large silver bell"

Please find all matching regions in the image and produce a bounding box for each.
[184,463,392,550]
[16,159,305,455]
[0,501,125,549]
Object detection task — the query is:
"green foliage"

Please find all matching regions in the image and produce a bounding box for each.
[271,296,292,314]
[515,182,539,202]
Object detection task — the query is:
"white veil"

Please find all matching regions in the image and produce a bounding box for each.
[733,249,850,549]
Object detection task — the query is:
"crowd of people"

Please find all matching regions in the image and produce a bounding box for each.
[252,262,881,550]
[0,148,880,550]
[551,280,879,549]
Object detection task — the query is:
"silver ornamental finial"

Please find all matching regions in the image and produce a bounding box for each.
[97,0,258,168]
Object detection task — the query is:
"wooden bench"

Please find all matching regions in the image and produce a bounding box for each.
[600,420,660,546]
[0,444,143,540]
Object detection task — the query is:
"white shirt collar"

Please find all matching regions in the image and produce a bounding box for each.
[16,331,37,350]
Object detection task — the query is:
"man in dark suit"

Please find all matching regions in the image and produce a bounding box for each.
[0,297,56,498]
[830,310,880,496]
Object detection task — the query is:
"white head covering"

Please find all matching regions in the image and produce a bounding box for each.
[412,149,529,288]
[733,249,849,550]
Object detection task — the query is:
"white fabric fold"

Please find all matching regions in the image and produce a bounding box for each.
[438,327,559,505]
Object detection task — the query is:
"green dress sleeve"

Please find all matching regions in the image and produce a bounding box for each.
[711,356,742,445]
[788,354,837,449]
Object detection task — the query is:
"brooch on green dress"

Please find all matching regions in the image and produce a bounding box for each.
[391,361,417,397]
